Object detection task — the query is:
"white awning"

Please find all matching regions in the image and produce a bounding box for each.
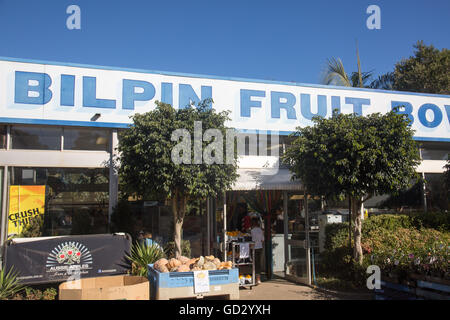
[231,168,303,191]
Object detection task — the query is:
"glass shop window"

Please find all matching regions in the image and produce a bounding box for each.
[0,125,6,149]
[10,126,62,150]
[8,167,109,237]
[63,127,110,151]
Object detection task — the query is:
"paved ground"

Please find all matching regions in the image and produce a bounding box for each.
[238,277,374,300]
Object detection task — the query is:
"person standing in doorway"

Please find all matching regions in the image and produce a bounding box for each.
[251,217,264,284]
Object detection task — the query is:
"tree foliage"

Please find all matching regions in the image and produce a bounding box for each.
[283,110,421,263]
[283,111,420,200]
[118,100,238,257]
[393,41,450,94]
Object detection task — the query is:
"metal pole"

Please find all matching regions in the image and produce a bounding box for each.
[1,166,8,247]
[422,172,427,213]
[206,197,211,255]
[108,129,119,232]
[223,191,227,261]
[304,189,311,286]
[283,190,289,273]
[419,148,427,213]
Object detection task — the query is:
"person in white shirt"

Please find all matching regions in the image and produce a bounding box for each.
[251,217,264,284]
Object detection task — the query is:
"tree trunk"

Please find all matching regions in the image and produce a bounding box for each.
[172,191,186,259]
[348,196,352,254]
[351,197,363,265]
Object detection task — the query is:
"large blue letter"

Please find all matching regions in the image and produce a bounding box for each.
[179,84,212,109]
[392,101,414,124]
[271,91,296,119]
[331,96,341,114]
[445,105,450,125]
[83,76,116,109]
[122,79,155,110]
[345,97,370,115]
[60,74,75,106]
[161,82,173,106]
[300,94,327,120]
[240,89,265,117]
[418,103,443,128]
[15,71,52,104]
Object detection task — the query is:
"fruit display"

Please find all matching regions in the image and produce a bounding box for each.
[239,274,253,285]
[226,231,249,238]
[153,256,233,273]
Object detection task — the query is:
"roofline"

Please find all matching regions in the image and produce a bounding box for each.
[1,56,449,99]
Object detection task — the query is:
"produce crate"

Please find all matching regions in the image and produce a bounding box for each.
[148,264,239,300]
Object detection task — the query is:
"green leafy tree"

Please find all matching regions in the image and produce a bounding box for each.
[283,111,421,264]
[369,72,395,90]
[444,158,450,204]
[393,41,449,94]
[118,100,238,258]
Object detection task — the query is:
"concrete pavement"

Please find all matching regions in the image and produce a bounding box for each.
[238,277,373,300]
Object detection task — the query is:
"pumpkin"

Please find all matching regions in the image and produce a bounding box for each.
[176,264,190,272]
[212,258,221,268]
[167,258,182,270]
[153,258,169,272]
[196,256,205,267]
[159,265,169,273]
[202,261,217,270]
[179,256,190,264]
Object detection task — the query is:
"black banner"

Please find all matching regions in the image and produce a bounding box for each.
[3,233,132,285]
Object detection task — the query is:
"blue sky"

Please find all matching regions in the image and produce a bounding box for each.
[0,0,448,85]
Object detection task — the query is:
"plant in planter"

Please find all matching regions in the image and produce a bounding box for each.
[127,242,166,277]
[0,267,25,300]
[12,287,57,300]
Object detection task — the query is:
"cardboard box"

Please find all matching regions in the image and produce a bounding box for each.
[59,275,149,300]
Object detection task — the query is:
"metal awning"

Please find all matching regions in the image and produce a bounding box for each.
[231,168,303,191]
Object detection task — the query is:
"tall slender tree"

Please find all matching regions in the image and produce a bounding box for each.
[283,111,420,264]
[118,100,238,258]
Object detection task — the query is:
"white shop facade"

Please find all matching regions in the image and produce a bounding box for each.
[0,57,449,284]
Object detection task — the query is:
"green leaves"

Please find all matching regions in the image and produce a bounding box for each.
[393,41,450,94]
[0,267,25,300]
[127,242,165,277]
[118,100,238,201]
[282,111,421,200]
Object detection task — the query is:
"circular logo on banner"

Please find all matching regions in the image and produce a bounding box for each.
[46,241,93,268]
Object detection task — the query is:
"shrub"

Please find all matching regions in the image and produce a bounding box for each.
[362,227,449,279]
[127,242,165,277]
[324,222,350,251]
[12,287,57,300]
[362,214,414,235]
[321,214,450,284]
[409,211,450,232]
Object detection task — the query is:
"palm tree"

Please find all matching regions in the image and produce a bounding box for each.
[322,43,374,88]
[369,72,395,90]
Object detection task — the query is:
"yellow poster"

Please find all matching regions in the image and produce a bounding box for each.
[8,185,46,236]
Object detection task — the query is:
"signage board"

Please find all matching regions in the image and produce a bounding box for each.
[0,58,449,141]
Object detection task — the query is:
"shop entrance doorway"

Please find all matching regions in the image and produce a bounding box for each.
[283,191,314,285]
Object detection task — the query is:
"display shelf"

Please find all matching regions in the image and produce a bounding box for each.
[230,241,256,289]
